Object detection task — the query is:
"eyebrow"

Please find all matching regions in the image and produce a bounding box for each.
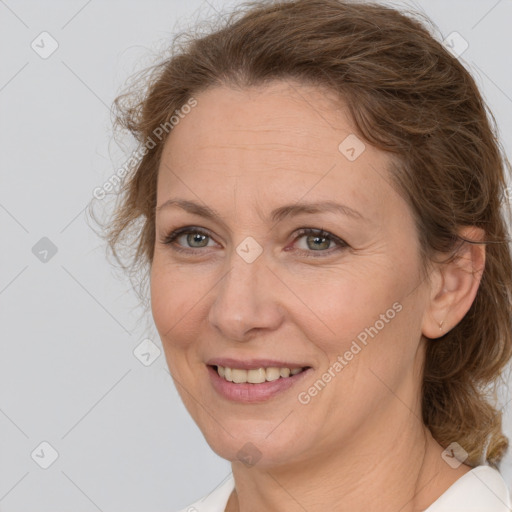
[155,198,368,225]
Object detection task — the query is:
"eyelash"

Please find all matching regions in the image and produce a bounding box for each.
[160,226,349,258]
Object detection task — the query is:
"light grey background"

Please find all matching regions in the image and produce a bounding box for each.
[1,1,511,511]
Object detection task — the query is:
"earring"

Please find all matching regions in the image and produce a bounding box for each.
[439,320,444,331]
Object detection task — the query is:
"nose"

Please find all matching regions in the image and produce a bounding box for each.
[208,251,285,342]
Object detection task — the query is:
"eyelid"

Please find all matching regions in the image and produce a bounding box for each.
[160,225,219,249]
[160,225,349,256]
[291,227,348,256]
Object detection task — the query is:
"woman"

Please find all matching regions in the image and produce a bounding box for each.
[96,0,512,510]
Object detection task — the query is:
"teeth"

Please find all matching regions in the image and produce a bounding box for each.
[280,368,290,378]
[266,367,281,381]
[215,365,306,383]
[248,368,266,384]
[231,369,247,383]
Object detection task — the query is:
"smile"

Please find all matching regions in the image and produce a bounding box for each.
[207,363,312,402]
[215,365,306,383]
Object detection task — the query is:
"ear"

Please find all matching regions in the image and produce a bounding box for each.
[421,226,486,339]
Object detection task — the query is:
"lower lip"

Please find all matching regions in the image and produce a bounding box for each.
[207,365,312,403]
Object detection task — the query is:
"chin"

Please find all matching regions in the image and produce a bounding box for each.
[197,415,314,469]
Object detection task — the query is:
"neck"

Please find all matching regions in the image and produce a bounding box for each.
[226,406,470,512]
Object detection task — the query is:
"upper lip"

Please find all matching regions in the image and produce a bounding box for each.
[206,358,311,370]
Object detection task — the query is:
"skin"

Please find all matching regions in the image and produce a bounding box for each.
[150,80,485,511]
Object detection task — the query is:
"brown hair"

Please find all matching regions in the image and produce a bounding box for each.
[90,0,512,468]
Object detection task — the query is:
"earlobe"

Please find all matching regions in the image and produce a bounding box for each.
[421,226,486,340]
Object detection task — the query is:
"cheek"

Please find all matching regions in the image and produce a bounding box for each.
[149,258,208,349]
[290,259,419,385]
[287,263,401,340]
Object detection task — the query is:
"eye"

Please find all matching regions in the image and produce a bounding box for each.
[160,226,218,253]
[160,225,349,257]
[291,228,348,257]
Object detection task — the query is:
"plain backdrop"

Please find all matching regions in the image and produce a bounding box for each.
[1,0,511,511]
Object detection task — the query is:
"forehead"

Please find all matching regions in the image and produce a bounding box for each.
[162,80,353,163]
[157,80,398,223]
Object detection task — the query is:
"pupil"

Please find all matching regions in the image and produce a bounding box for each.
[188,233,207,247]
[309,235,329,250]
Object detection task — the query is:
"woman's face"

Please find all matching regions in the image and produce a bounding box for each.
[151,80,431,467]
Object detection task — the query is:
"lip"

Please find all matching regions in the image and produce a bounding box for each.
[207,363,313,403]
[206,358,310,370]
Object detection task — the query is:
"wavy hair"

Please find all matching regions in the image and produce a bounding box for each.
[90,0,512,468]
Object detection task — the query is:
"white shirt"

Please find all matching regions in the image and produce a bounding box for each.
[176,465,512,512]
